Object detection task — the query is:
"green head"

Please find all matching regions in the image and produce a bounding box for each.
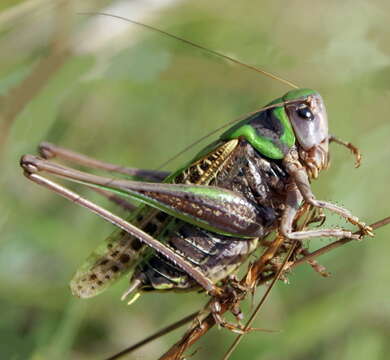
[221,88,329,162]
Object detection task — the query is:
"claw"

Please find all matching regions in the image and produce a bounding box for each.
[347,216,374,238]
[38,142,56,159]
[359,224,374,238]
[210,298,245,333]
[20,155,40,175]
[209,286,223,297]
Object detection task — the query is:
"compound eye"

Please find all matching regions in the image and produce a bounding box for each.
[297,106,314,121]
[286,93,328,150]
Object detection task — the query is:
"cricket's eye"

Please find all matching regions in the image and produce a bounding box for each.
[286,94,328,150]
[297,106,314,121]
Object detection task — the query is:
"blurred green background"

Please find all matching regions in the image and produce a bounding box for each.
[1,0,389,359]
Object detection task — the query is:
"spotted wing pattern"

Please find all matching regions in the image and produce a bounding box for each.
[70,139,239,298]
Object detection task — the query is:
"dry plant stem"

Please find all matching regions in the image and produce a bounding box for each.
[158,303,218,360]
[288,216,390,269]
[222,242,298,360]
[158,216,390,360]
[245,234,286,288]
[105,312,199,360]
[158,235,293,360]
[300,248,330,277]
[257,217,390,288]
[245,204,311,288]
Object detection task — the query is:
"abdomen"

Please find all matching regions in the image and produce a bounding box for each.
[130,139,288,292]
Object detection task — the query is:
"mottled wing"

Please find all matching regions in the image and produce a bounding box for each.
[70,139,240,298]
[70,224,142,298]
[70,203,170,298]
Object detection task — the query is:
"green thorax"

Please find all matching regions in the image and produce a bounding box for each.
[221,88,317,159]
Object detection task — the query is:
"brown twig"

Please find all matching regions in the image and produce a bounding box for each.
[244,204,312,289]
[283,216,390,271]
[222,241,298,360]
[105,312,199,360]
[157,216,390,360]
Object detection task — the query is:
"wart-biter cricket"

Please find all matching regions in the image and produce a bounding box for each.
[20,15,373,340]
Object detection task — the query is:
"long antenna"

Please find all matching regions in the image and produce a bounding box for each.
[79,12,299,89]
[155,100,294,170]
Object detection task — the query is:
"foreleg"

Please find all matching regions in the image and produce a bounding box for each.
[279,184,360,240]
[283,157,373,237]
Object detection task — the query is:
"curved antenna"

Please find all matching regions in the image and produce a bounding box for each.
[156,99,300,170]
[79,12,299,89]
[79,12,301,170]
